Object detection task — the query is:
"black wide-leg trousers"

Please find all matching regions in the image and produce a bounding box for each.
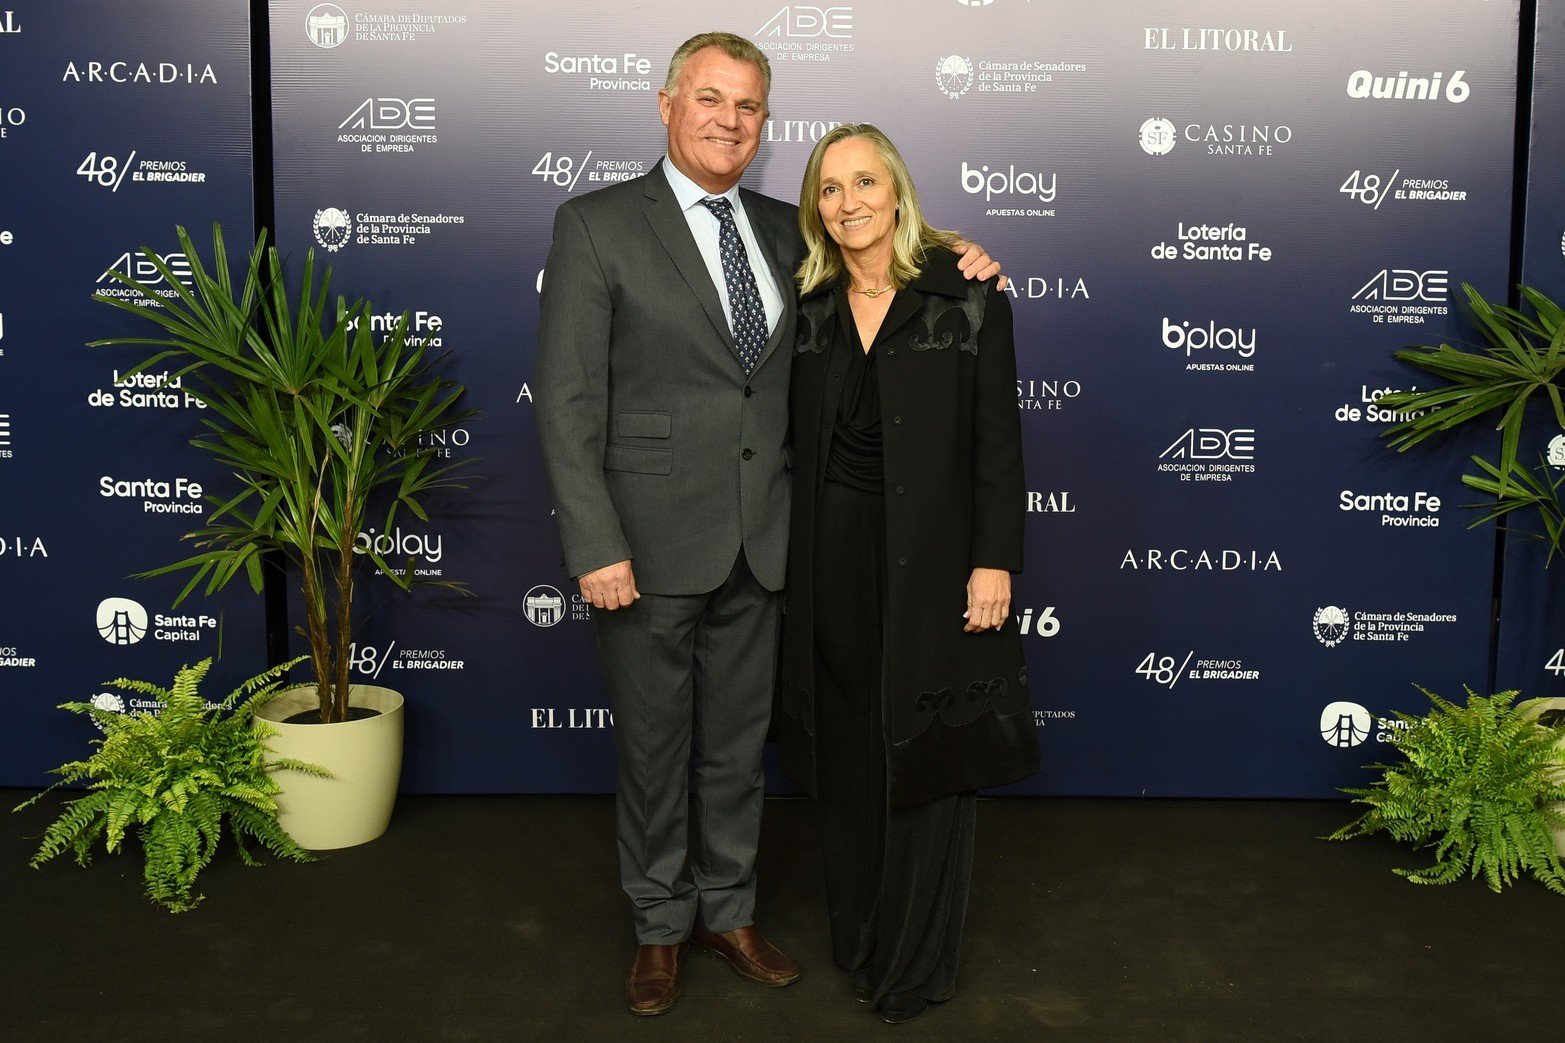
[812,479,977,1005]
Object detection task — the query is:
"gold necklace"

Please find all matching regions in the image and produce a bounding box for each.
[850,283,893,298]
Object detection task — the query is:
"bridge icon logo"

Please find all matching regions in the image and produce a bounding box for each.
[95,597,149,646]
[1320,701,1373,747]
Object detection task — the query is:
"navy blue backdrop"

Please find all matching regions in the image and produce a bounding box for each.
[3,0,1554,799]
[0,1,261,786]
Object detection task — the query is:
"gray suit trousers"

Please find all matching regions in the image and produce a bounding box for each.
[593,549,780,944]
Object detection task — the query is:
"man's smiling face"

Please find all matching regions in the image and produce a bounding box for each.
[659,46,768,194]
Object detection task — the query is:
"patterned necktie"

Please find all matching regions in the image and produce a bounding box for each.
[699,196,767,374]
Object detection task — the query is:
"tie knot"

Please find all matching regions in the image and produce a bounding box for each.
[700,196,734,221]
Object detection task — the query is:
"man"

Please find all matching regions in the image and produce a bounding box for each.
[534,31,997,1016]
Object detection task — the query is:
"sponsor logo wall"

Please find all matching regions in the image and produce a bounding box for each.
[2,2,1532,797]
[259,2,1527,795]
[258,0,1523,797]
[0,1,261,785]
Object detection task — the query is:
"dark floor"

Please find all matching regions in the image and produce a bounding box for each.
[2,792,1560,1040]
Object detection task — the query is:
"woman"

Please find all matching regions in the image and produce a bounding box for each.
[778,124,1041,1024]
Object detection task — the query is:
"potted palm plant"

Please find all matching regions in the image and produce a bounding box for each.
[92,224,475,849]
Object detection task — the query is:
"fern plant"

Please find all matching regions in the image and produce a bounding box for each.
[14,657,327,912]
[1328,686,1565,894]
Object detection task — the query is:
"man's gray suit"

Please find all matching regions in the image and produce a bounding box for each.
[535,159,804,942]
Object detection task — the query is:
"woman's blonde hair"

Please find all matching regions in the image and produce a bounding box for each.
[796,123,957,295]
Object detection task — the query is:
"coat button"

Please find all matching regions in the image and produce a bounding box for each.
[895,485,905,495]
[743,385,753,398]
[742,448,754,460]
[898,557,908,567]
[892,416,902,425]
[886,348,896,357]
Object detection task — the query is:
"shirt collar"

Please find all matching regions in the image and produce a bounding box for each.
[662,156,742,213]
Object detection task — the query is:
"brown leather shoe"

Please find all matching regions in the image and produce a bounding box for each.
[691,925,800,986]
[626,942,686,1016]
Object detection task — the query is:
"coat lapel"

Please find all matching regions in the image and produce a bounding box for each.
[874,288,926,350]
[642,161,735,350]
[812,289,851,491]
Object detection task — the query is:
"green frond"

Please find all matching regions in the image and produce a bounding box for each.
[267,757,334,779]
[27,791,113,868]
[1380,282,1565,545]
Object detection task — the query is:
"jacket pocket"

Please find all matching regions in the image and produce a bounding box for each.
[604,444,673,475]
[614,411,672,439]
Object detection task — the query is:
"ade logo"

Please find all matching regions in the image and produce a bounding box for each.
[756,6,853,38]
[1160,428,1254,461]
[340,98,434,131]
[1353,269,1448,303]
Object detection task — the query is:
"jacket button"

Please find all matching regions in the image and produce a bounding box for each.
[895,485,905,495]
[892,415,902,425]
[886,348,896,357]
[743,386,753,398]
[898,557,908,567]
[742,448,754,460]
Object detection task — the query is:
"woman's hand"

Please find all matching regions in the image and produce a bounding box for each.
[964,567,1011,633]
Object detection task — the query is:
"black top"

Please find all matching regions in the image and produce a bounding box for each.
[824,292,887,493]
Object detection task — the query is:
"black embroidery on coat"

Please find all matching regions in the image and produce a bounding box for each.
[906,289,988,356]
[900,670,1028,746]
[779,671,815,735]
[795,298,834,355]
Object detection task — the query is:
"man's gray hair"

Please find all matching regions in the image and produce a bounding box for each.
[663,31,772,102]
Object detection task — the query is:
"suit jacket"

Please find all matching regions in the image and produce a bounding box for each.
[535,159,805,594]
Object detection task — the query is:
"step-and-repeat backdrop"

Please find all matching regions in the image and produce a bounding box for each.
[0,2,261,784]
[5,1,1547,798]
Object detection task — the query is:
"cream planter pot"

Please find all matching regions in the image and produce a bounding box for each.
[1520,696,1565,857]
[253,684,405,850]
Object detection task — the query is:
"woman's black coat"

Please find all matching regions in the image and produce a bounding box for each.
[778,246,1041,809]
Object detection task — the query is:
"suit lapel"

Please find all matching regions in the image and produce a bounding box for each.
[643,161,735,350]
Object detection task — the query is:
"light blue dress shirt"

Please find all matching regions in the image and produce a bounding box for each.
[662,157,784,339]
